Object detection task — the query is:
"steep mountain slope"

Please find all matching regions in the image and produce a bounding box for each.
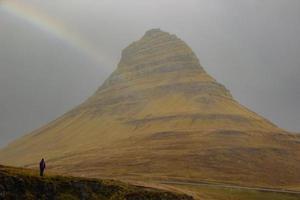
[0,29,300,188]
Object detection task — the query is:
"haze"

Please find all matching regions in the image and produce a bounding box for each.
[0,0,299,147]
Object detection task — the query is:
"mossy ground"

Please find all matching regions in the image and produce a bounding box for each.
[0,165,192,200]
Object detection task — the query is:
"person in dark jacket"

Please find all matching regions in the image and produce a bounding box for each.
[39,158,46,177]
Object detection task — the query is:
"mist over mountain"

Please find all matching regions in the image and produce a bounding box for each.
[1,0,300,148]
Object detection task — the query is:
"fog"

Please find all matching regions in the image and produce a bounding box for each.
[0,0,299,147]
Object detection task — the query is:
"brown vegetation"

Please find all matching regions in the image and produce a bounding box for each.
[0,29,299,194]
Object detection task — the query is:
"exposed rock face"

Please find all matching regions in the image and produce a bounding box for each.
[1,29,300,188]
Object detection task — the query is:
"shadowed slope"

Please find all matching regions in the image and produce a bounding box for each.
[0,29,300,188]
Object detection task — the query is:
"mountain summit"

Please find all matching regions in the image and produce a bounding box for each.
[1,29,299,187]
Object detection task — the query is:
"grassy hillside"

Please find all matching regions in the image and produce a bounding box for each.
[0,165,193,200]
[172,184,300,200]
[1,29,300,189]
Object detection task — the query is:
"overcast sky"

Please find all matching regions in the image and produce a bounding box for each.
[0,0,299,147]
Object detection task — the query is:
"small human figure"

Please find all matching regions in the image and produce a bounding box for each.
[39,158,46,177]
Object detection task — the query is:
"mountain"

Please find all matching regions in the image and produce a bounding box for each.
[0,29,300,188]
[0,165,192,200]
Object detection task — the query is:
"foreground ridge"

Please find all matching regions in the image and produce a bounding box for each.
[0,165,193,200]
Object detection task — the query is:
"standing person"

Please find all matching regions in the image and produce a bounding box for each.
[39,158,46,177]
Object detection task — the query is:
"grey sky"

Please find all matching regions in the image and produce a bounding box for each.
[0,0,299,147]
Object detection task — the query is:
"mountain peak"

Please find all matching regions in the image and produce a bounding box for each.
[120,29,186,66]
[106,29,208,90]
[142,28,176,39]
[144,28,164,37]
[1,30,297,190]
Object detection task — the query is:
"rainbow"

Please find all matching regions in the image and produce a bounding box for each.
[0,0,104,64]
